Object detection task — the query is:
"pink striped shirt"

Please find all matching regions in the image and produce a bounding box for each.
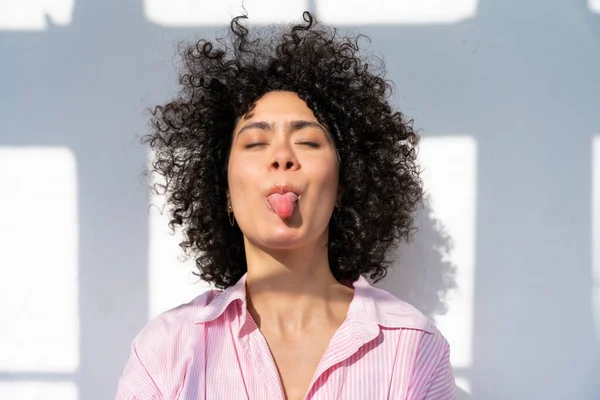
[116,273,456,399]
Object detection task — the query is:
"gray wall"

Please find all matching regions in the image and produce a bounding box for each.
[1,1,599,399]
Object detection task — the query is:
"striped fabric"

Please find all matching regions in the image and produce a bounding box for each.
[116,273,457,399]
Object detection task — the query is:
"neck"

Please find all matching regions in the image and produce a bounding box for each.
[243,237,353,337]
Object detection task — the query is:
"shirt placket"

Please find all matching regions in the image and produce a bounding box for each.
[303,318,381,400]
[237,313,286,400]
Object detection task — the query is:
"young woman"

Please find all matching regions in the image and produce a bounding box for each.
[116,12,456,400]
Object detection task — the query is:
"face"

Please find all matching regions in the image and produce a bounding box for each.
[227,91,341,250]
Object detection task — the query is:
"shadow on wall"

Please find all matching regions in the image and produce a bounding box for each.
[374,196,471,399]
[377,196,457,319]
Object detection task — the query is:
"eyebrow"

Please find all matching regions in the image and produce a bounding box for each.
[236,120,329,137]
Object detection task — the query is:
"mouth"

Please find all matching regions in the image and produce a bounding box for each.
[265,184,301,219]
[266,184,301,197]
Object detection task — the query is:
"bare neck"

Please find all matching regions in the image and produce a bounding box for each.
[243,239,354,338]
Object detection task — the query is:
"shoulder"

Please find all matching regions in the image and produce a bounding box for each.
[354,277,436,333]
[415,324,450,358]
[357,279,451,362]
[134,289,220,351]
[130,289,224,375]
[379,291,449,361]
[117,290,222,397]
[359,282,456,396]
[409,325,456,398]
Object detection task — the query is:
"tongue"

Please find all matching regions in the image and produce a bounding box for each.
[267,192,298,219]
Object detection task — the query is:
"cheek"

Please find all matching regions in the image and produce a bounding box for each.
[306,158,339,197]
[227,155,244,199]
[227,154,260,200]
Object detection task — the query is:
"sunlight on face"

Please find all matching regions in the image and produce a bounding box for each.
[0,0,74,30]
[0,147,79,373]
[144,0,307,26]
[227,91,340,250]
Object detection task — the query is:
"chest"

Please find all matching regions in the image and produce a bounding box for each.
[194,322,413,400]
[264,333,333,400]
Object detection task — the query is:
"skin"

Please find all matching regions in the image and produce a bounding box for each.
[226,91,355,399]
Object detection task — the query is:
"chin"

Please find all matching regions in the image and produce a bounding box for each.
[242,219,326,250]
[247,226,308,250]
[260,232,305,250]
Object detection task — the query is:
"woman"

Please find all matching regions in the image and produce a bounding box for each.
[116,11,456,400]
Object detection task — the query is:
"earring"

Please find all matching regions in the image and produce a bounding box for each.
[227,205,235,226]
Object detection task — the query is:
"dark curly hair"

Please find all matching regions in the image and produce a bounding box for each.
[143,11,424,289]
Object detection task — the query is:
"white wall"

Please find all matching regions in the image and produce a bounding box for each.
[1,0,599,399]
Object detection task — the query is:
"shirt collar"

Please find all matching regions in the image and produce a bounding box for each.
[194,272,433,333]
[194,273,248,324]
[349,275,434,333]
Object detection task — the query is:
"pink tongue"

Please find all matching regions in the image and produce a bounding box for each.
[267,192,298,219]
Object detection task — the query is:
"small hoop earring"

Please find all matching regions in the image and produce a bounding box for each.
[227,206,235,226]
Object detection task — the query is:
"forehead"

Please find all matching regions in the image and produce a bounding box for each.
[239,91,317,122]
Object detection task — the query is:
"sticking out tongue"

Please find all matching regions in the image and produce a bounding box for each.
[266,192,298,219]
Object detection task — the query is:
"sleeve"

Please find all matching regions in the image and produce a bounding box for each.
[420,340,457,399]
[114,294,209,400]
[408,328,457,400]
[115,337,162,400]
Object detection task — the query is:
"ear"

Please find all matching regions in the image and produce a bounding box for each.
[226,190,231,207]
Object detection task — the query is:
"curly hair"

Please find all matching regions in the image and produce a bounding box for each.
[143,11,424,289]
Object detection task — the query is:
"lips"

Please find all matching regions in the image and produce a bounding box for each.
[266,184,301,197]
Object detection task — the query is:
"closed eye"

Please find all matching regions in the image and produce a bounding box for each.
[298,142,320,148]
[244,141,320,149]
[244,142,267,149]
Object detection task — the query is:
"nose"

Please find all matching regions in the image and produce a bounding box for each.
[269,140,299,171]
